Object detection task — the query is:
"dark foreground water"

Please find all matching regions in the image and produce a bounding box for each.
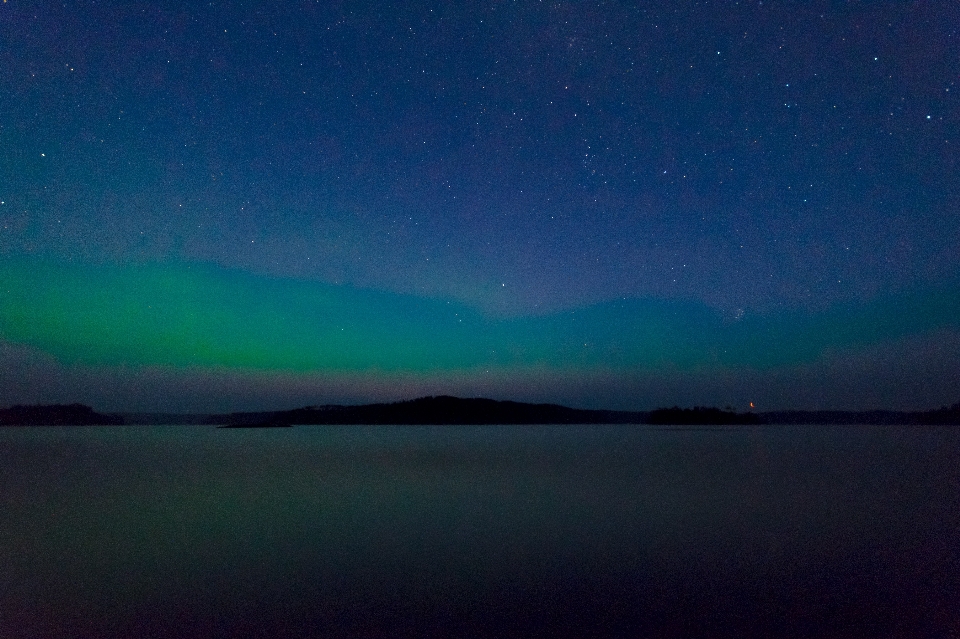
[2,424,959,638]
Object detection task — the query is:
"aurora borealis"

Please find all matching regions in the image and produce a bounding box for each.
[2,1,959,411]
[2,257,958,411]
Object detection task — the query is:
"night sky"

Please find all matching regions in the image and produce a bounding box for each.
[2,0,958,412]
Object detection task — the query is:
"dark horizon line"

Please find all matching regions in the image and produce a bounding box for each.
[2,395,960,426]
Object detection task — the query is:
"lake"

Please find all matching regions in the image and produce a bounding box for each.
[2,424,958,638]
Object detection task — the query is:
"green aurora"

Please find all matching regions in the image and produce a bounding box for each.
[2,257,958,379]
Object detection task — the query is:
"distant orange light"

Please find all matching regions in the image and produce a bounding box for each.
[749,402,755,409]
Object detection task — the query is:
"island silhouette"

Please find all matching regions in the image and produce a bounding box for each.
[3,396,959,426]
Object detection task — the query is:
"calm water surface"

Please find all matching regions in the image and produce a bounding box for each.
[2,424,958,638]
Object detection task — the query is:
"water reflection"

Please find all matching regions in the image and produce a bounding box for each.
[2,425,958,637]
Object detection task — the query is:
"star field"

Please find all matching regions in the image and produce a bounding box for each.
[1,0,958,410]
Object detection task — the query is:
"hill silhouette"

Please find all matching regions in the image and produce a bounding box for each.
[3,398,959,426]
[209,396,647,426]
